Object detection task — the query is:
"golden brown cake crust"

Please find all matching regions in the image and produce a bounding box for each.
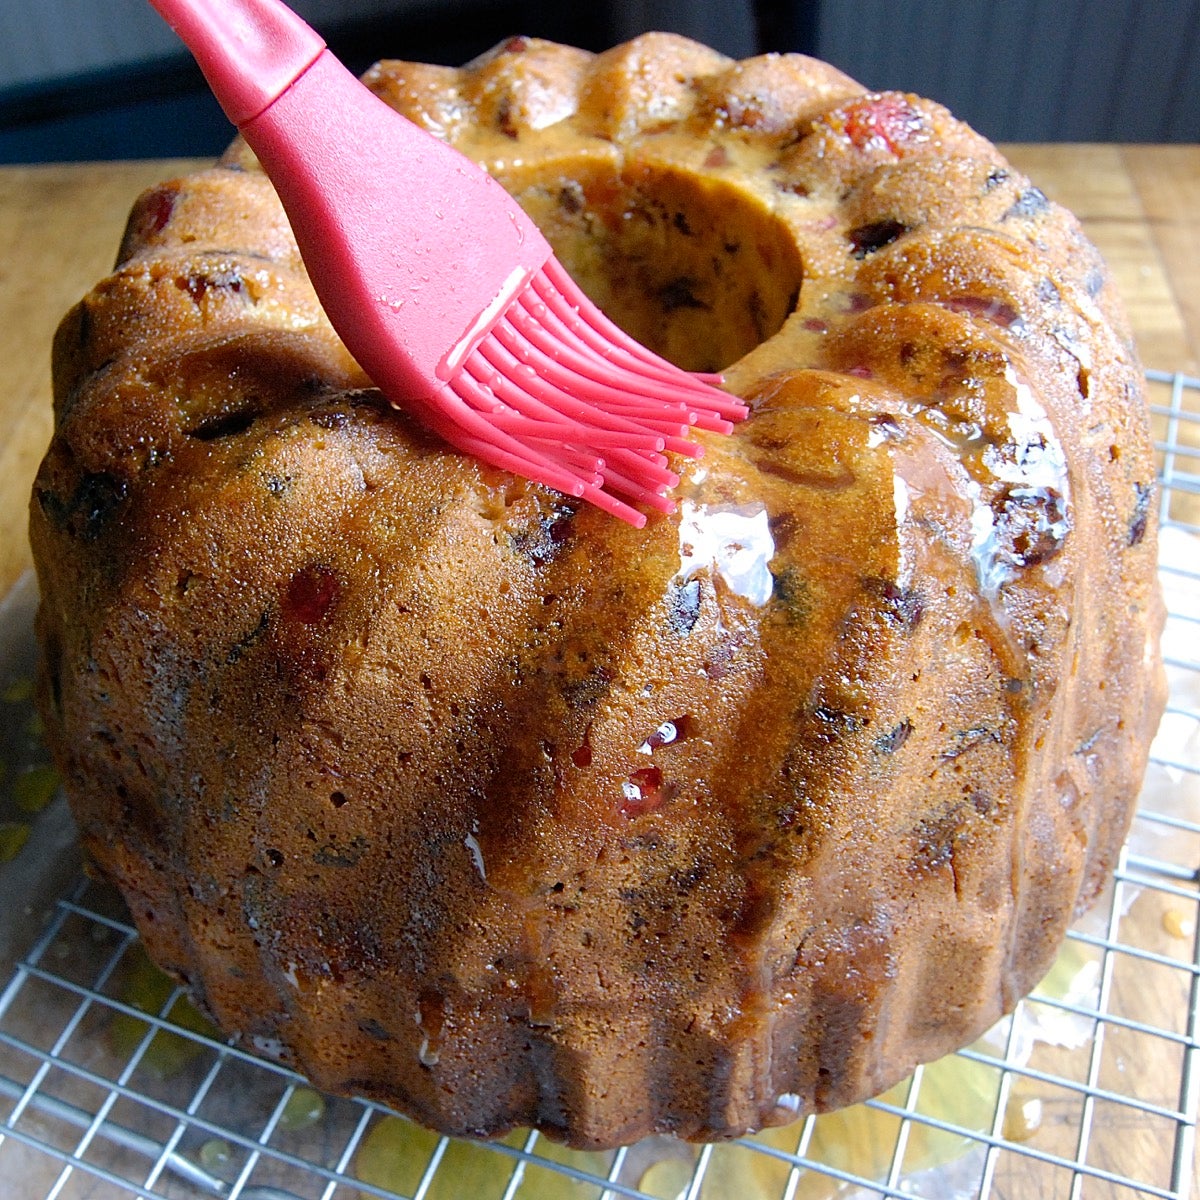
[33,34,1165,1148]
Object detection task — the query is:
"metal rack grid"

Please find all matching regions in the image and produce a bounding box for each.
[0,371,1196,1200]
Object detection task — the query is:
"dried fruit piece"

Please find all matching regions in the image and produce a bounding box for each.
[841,94,924,153]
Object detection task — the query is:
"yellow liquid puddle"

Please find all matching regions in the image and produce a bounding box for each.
[108,944,219,1080]
[13,764,59,813]
[0,820,30,862]
[349,1043,1002,1200]
[277,1086,326,1133]
[355,1117,609,1199]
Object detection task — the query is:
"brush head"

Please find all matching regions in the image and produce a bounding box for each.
[438,259,747,526]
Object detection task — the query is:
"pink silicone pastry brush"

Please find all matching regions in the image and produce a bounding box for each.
[146,0,748,526]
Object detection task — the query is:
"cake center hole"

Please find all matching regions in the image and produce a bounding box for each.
[510,164,804,374]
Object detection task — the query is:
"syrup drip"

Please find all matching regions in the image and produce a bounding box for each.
[571,722,593,767]
[464,821,486,880]
[148,188,175,234]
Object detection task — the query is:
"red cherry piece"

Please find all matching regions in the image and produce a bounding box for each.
[842,95,923,154]
[284,564,340,624]
[621,766,671,817]
[149,188,176,234]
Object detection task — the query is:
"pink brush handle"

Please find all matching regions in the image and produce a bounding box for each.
[244,49,553,405]
[147,0,324,125]
[148,0,553,411]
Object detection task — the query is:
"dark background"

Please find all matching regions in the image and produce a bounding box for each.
[1,0,1196,163]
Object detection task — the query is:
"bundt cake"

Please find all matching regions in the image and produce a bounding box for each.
[32,34,1165,1149]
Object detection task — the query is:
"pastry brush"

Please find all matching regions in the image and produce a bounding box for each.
[146,0,747,526]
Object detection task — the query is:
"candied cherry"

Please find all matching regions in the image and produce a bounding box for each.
[148,188,176,233]
[841,94,923,153]
[284,564,340,624]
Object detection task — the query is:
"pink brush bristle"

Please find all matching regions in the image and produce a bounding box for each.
[149,0,748,528]
[414,259,747,526]
[537,261,739,412]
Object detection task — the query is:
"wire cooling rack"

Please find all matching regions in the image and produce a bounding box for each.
[0,371,1197,1200]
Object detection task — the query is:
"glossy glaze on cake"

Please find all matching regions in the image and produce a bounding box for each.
[32,35,1165,1148]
